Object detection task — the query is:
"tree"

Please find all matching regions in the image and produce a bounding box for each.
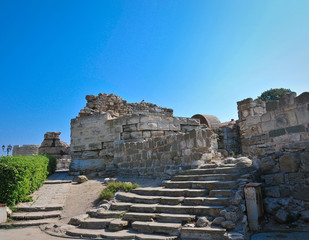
[257,88,292,101]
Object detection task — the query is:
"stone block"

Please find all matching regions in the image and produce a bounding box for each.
[300,152,309,172]
[287,111,298,125]
[130,131,143,139]
[295,106,309,124]
[279,154,300,172]
[127,115,140,124]
[275,113,289,128]
[82,151,99,158]
[98,133,120,142]
[262,173,284,186]
[245,115,261,125]
[151,131,164,137]
[259,157,279,174]
[269,128,286,138]
[187,118,200,125]
[123,124,138,132]
[264,187,281,198]
[266,101,279,111]
[157,122,170,130]
[286,125,306,134]
[261,121,275,132]
[142,131,151,138]
[295,92,309,105]
[261,112,271,122]
[292,184,309,201]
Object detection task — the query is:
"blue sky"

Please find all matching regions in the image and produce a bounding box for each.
[0,0,308,146]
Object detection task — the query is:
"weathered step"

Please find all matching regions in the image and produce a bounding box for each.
[132,221,181,236]
[79,218,114,229]
[96,210,125,219]
[156,213,196,223]
[109,219,129,231]
[124,212,156,221]
[209,189,234,197]
[183,197,230,206]
[200,163,236,169]
[16,205,63,212]
[123,212,195,223]
[44,180,72,184]
[66,227,177,240]
[163,180,237,190]
[110,202,132,211]
[132,187,207,197]
[0,218,58,228]
[119,203,223,216]
[172,173,239,181]
[179,167,240,175]
[12,210,61,220]
[180,226,226,240]
[116,192,184,205]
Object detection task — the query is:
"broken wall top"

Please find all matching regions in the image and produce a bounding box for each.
[78,93,173,118]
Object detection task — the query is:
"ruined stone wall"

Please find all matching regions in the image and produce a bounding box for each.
[79,93,173,118]
[70,93,219,177]
[39,132,71,170]
[113,128,217,178]
[237,92,309,224]
[70,110,207,176]
[12,145,40,156]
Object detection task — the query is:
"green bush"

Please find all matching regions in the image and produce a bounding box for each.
[0,155,50,206]
[43,154,57,175]
[99,182,139,201]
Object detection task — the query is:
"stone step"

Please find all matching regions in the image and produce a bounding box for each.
[132,187,207,197]
[79,218,114,229]
[11,210,61,220]
[209,189,234,197]
[156,213,196,223]
[172,173,239,181]
[132,221,181,236]
[116,192,184,205]
[66,228,177,240]
[109,219,129,231]
[96,210,125,219]
[182,197,230,206]
[110,202,132,211]
[0,218,58,228]
[44,180,72,184]
[180,226,226,240]
[123,212,195,223]
[179,167,240,175]
[114,203,223,216]
[200,163,236,169]
[163,180,237,190]
[16,205,63,212]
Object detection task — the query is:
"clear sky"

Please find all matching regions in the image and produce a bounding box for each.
[0,0,308,147]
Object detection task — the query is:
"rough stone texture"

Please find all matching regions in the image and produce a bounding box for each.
[77,175,88,183]
[39,132,71,170]
[70,93,218,177]
[195,217,209,227]
[13,145,40,156]
[237,92,309,227]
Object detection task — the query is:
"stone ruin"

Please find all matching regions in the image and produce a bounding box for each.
[13,132,71,170]
[39,132,71,170]
[69,92,309,235]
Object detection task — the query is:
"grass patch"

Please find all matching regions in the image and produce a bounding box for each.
[99,182,139,201]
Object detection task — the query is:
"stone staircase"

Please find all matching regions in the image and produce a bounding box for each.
[0,170,73,228]
[65,162,251,239]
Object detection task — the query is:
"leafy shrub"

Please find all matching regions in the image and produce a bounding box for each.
[99,182,139,201]
[43,154,57,175]
[257,88,292,101]
[0,155,50,206]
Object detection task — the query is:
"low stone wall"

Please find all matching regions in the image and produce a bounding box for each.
[237,92,309,224]
[12,145,40,156]
[70,128,217,178]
